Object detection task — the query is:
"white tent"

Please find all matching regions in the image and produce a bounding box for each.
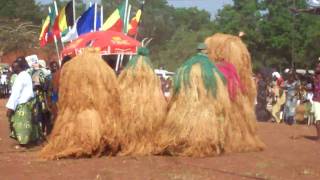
[308,0,320,7]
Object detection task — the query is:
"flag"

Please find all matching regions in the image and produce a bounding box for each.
[127,9,142,36]
[39,16,51,47]
[101,0,126,32]
[52,1,74,37]
[39,5,57,47]
[62,4,101,42]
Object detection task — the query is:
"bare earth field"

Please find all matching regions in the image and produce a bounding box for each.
[0,99,319,180]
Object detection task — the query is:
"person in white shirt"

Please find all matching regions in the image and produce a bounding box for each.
[0,72,8,98]
[0,73,7,85]
[6,58,41,148]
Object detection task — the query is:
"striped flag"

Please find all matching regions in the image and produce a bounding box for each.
[127,8,142,36]
[39,5,57,47]
[52,1,74,38]
[101,0,126,32]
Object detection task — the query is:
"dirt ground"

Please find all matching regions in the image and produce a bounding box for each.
[0,99,319,180]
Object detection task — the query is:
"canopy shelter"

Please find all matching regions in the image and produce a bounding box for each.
[61,30,141,58]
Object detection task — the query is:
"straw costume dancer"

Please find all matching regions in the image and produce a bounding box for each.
[155,44,231,157]
[205,34,265,152]
[118,48,167,155]
[40,49,121,159]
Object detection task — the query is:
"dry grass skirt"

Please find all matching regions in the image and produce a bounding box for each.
[205,33,265,152]
[155,62,232,157]
[118,56,167,156]
[39,49,121,159]
[222,92,265,153]
[205,33,256,105]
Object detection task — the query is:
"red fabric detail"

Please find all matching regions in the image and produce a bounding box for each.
[216,61,244,100]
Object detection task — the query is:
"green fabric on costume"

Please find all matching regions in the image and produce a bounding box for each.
[173,53,226,97]
[10,101,41,145]
[125,47,153,70]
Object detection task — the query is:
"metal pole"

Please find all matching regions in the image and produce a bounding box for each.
[126,5,132,35]
[54,36,61,65]
[53,0,58,16]
[120,54,124,67]
[123,0,129,33]
[50,3,61,63]
[116,55,121,72]
[73,0,76,23]
[291,0,296,69]
[94,3,97,31]
[100,5,103,30]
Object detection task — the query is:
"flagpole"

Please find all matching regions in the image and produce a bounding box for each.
[60,36,65,48]
[116,0,128,73]
[94,3,97,31]
[100,5,103,29]
[123,0,129,33]
[126,5,132,35]
[120,3,131,68]
[115,54,121,73]
[52,1,61,63]
[73,0,76,23]
[120,54,124,65]
[53,0,58,15]
[54,36,61,65]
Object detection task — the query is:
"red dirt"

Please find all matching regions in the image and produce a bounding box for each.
[0,49,57,65]
[0,99,319,180]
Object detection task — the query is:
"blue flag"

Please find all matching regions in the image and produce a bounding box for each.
[62,4,101,42]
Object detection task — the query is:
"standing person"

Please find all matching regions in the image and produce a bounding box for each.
[0,70,7,98]
[255,72,272,121]
[312,63,320,141]
[49,57,71,123]
[6,58,40,149]
[48,61,60,124]
[31,61,51,136]
[271,72,285,123]
[283,72,300,125]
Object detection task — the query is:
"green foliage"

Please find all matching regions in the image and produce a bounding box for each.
[215,0,320,71]
[0,0,41,23]
[0,18,40,54]
[2,0,320,72]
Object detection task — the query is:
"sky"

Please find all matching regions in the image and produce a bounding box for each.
[36,0,233,16]
[167,0,232,16]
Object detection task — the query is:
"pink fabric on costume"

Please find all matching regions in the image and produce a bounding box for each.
[216,61,244,100]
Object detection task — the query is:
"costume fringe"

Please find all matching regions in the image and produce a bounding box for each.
[39,49,121,159]
[118,54,167,156]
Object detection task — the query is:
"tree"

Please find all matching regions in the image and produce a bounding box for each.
[0,0,41,23]
[0,18,41,55]
[213,0,320,71]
